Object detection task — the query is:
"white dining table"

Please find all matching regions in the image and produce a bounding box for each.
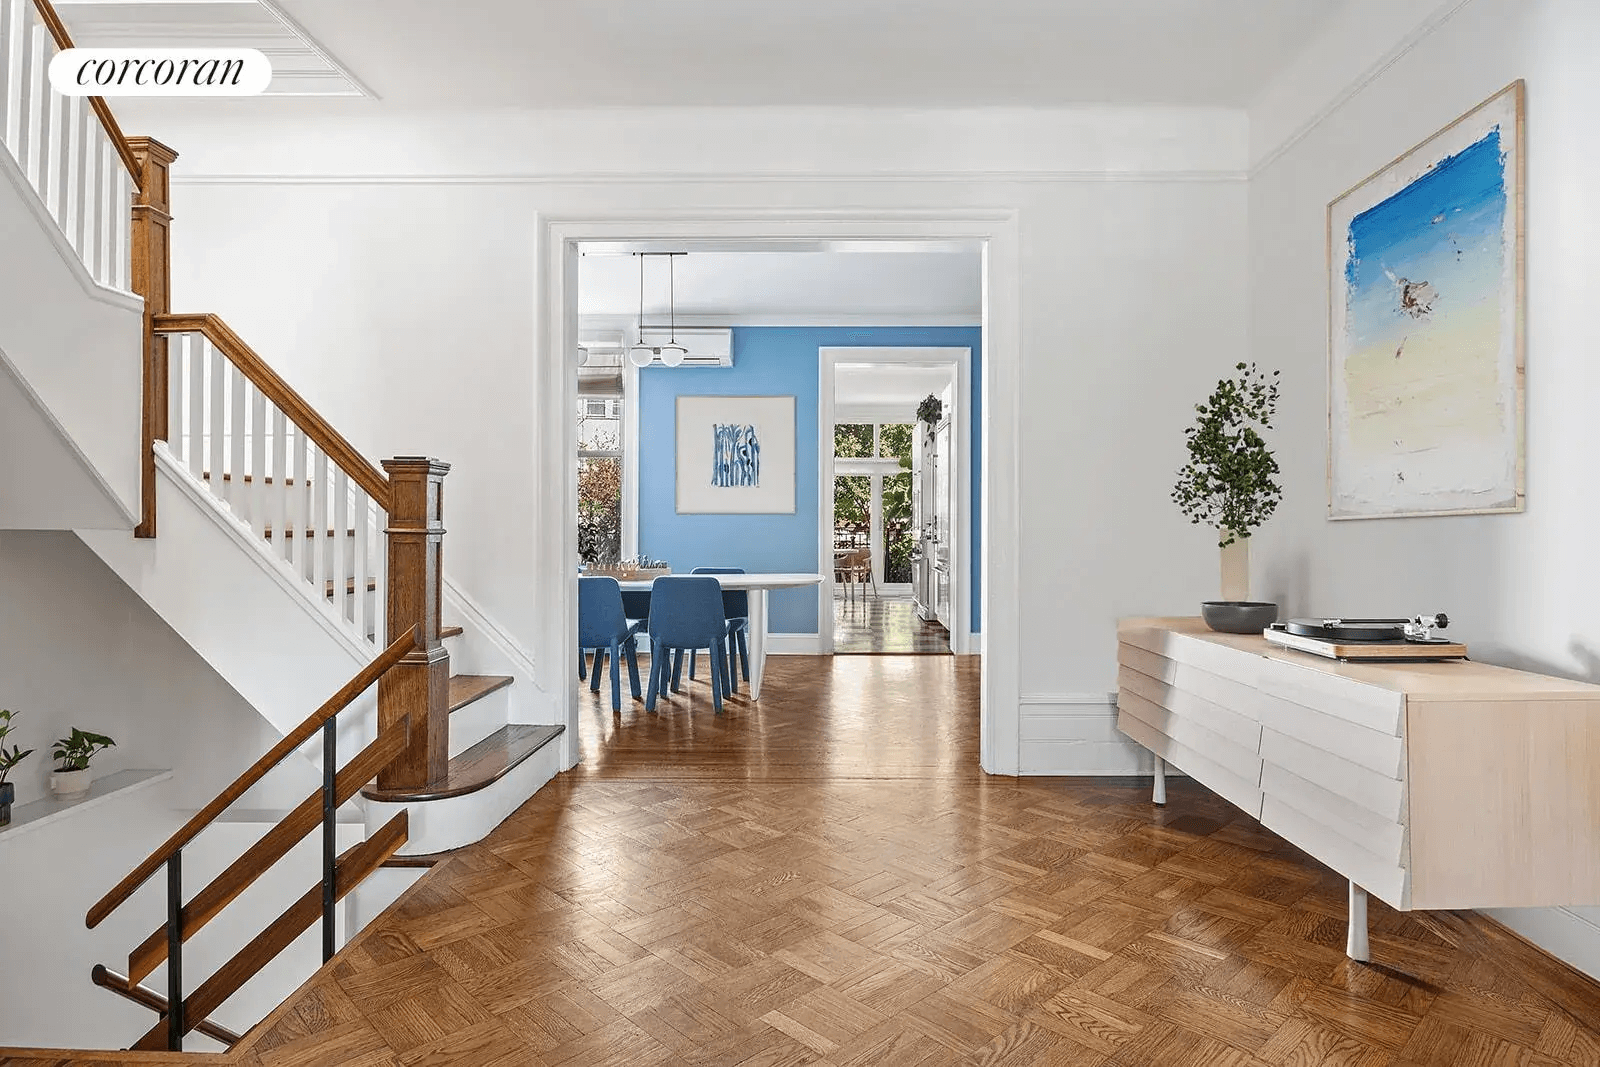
[615,572,823,700]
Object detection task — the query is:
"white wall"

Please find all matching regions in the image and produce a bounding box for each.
[1247,0,1600,976]
[137,105,1250,775]
[0,530,323,1047]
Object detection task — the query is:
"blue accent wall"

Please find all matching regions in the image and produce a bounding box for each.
[638,326,982,635]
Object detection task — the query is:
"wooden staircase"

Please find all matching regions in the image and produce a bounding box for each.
[0,0,564,1049]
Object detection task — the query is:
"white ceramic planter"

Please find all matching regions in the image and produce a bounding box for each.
[50,768,93,800]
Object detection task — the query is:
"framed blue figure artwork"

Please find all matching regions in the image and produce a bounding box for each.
[1327,80,1525,519]
[676,395,796,514]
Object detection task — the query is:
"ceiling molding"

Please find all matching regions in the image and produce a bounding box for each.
[1249,0,1477,177]
[254,0,377,99]
[171,169,1248,186]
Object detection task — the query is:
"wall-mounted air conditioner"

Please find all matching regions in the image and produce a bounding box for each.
[636,326,733,367]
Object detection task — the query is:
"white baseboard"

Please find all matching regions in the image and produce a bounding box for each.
[767,632,823,655]
[1483,906,1600,982]
[1017,693,1184,776]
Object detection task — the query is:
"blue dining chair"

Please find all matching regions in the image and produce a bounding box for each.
[645,576,731,714]
[578,576,645,711]
[687,566,749,695]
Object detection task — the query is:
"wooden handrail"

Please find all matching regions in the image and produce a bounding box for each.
[132,812,409,1051]
[85,626,417,929]
[124,718,410,984]
[153,313,392,510]
[28,0,145,191]
[90,966,242,1047]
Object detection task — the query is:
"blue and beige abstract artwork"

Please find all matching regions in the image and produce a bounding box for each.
[1329,83,1523,518]
[711,424,761,488]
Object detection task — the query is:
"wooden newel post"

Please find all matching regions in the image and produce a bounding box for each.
[128,137,179,539]
[378,457,451,791]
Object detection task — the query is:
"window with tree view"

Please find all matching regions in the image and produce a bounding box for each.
[578,397,622,564]
[833,422,915,585]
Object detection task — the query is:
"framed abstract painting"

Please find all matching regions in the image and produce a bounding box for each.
[1327,81,1525,519]
[675,395,796,514]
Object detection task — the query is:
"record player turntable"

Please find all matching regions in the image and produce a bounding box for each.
[1263,613,1468,661]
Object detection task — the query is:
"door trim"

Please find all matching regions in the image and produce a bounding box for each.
[818,346,972,656]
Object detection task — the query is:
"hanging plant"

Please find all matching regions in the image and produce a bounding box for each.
[1171,362,1282,547]
[916,394,943,429]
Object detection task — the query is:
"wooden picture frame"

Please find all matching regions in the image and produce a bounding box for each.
[1327,80,1525,520]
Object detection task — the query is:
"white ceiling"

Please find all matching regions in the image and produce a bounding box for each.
[79,0,1346,107]
[577,249,981,323]
[54,0,367,96]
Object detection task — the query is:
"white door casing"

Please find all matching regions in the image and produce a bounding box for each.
[538,211,1023,776]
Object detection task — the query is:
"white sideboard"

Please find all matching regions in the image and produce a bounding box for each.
[1116,617,1600,960]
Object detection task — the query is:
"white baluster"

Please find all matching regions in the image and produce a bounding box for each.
[167,332,185,466]
[331,469,349,623]
[311,448,328,603]
[0,0,20,150]
[187,335,206,478]
[270,407,288,558]
[206,340,225,488]
[81,132,101,280]
[249,386,267,538]
[290,429,306,578]
[97,135,115,287]
[113,165,130,291]
[45,78,66,225]
[228,363,246,511]
[352,486,369,641]
[372,500,387,647]
[65,94,87,258]
[19,19,43,187]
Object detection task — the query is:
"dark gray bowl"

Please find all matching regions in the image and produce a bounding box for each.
[1201,601,1278,634]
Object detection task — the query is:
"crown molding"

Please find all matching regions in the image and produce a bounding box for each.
[1249,0,1478,177]
[170,168,1247,186]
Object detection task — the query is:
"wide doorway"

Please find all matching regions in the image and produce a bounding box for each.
[544,212,1023,776]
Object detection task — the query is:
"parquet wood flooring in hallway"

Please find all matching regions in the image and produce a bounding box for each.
[8,656,1600,1066]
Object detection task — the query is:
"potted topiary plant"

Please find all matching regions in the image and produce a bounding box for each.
[916,394,943,439]
[0,709,34,827]
[1171,362,1283,633]
[50,728,115,801]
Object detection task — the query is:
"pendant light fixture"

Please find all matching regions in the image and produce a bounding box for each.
[627,252,690,368]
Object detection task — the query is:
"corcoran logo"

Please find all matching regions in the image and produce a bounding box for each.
[48,48,271,96]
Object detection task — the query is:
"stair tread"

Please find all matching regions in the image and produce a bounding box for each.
[441,626,464,639]
[263,527,357,539]
[449,674,513,714]
[201,472,305,485]
[381,846,468,869]
[359,724,563,803]
[324,577,378,596]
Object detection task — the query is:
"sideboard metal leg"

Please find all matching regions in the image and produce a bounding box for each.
[1152,755,1167,806]
[1347,881,1370,962]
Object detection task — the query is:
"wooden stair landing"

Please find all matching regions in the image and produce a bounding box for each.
[360,724,563,804]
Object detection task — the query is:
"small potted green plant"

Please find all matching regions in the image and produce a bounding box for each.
[916,394,943,438]
[50,728,115,801]
[1172,362,1283,633]
[0,709,34,826]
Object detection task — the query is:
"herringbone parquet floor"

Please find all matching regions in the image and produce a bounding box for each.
[10,655,1600,1066]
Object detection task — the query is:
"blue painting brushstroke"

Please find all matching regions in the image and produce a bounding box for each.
[712,423,760,487]
[1344,128,1507,352]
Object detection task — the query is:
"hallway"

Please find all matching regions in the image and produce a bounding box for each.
[17,657,1600,1065]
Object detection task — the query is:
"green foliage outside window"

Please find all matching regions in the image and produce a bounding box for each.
[833,423,917,583]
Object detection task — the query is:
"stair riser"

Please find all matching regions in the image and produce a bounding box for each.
[450,686,510,759]
[364,738,563,855]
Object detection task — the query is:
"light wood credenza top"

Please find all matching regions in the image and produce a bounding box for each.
[1119,616,1600,701]
[1116,616,1600,913]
